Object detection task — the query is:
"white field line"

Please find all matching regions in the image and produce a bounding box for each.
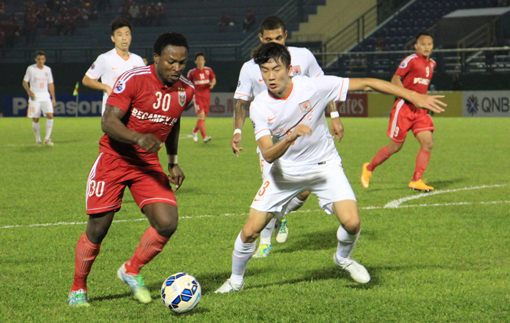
[384,184,508,208]
[1,185,508,230]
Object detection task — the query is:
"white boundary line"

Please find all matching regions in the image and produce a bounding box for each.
[1,184,508,230]
[384,184,508,208]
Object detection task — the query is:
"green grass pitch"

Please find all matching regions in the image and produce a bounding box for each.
[0,116,509,322]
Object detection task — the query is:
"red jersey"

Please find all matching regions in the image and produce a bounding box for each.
[395,53,436,108]
[187,67,215,99]
[100,65,195,165]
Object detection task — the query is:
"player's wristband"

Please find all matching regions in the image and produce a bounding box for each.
[168,155,178,166]
[234,129,242,135]
[330,111,340,118]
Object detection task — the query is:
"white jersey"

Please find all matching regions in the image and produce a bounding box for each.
[23,64,54,99]
[234,46,324,102]
[250,75,349,173]
[85,48,145,112]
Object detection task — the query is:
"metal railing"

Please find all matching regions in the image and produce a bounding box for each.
[316,47,510,76]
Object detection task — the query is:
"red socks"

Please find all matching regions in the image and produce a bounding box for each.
[72,233,101,292]
[194,119,206,139]
[368,146,392,172]
[412,148,431,182]
[125,226,170,276]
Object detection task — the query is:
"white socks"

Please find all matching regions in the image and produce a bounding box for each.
[283,196,305,217]
[32,122,41,142]
[230,232,256,285]
[259,218,276,245]
[335,226,360,264]
[45,119,53,141]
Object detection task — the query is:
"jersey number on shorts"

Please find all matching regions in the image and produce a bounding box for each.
[153,92,171,111]
[88,180,105,197]
[393,126,400,138]
[257,181,270,196]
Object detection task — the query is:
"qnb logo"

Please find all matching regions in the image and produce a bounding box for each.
[413,78,430,85]
[466,95,479,115]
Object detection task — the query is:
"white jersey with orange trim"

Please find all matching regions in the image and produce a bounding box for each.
[23,64,54,99]
[250,75,349,172]
[234,46,324,102]
[85,48,145,113]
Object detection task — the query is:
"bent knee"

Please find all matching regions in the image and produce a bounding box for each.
[153,217,178,238]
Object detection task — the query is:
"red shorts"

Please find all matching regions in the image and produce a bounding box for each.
[194,96,210,115]
[387,99,434,143]
[86,153,177,215]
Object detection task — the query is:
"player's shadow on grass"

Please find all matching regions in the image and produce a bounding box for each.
[190,268,269,295]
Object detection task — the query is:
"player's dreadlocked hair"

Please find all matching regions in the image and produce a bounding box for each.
[111,18,132,35]
[153,32,189,56]
[260,15,286,34]
[252,42,291,68]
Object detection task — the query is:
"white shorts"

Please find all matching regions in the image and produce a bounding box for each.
[27,98,53,118]
[250,156,356,217]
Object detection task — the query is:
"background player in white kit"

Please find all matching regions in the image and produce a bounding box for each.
[82,18,144,115]
[216,43,446,293]
[23,50,56,146]
[231,16,345,257]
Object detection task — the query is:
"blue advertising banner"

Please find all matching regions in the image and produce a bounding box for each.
[3,94,103,117]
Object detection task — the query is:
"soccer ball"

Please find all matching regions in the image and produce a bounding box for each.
[161,272,201,313]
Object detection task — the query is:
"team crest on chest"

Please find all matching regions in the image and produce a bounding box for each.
[299,100,312,113]
[178,91,186,106]
[292,65,302,75]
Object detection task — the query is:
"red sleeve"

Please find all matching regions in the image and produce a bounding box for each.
[209,68,216,80]
[106,73,138,113]
[394,56,413,79]
[187,70,194,82]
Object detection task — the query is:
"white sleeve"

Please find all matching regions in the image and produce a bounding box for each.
[23,66,31,82]
[314,76,350,103]
[250,101,271,140]
[47,67,54,84]
[305,49,324,78]
[85,54,106,80]
[234,62,255,101]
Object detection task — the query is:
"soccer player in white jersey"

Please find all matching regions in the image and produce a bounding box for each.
[232,16,345,258]
[215,43,446,293]
[82,18,144,115]
[23,50,57,146]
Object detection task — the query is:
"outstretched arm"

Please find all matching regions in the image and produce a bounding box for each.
[348,78,446,113]
[231,99,250,157]
[166,118,184,190]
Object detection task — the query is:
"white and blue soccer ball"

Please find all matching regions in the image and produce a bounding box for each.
[161,272,201,313]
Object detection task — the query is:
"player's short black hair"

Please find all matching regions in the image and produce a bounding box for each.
[195,51,206,60]
[153,32,189,56]
[260,15,286,34]
[415,30,433,42]
[111,18,132,34]
[35,50,46,57]
[252,42,291,68]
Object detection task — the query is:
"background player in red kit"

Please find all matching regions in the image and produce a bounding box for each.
[361,31,440,192]
[187,52,216,143]
[67,32,194,307]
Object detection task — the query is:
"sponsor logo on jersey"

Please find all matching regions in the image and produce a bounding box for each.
[466,95,479,115]
[292,65,302,75]
[178,91,186,106]
[413,78,430,85]
[299,100,312,113]
[113,80,125,93]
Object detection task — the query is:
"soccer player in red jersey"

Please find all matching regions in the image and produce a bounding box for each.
[187,52,216,143]
[67,32,195,307]
[361,31,441,192]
